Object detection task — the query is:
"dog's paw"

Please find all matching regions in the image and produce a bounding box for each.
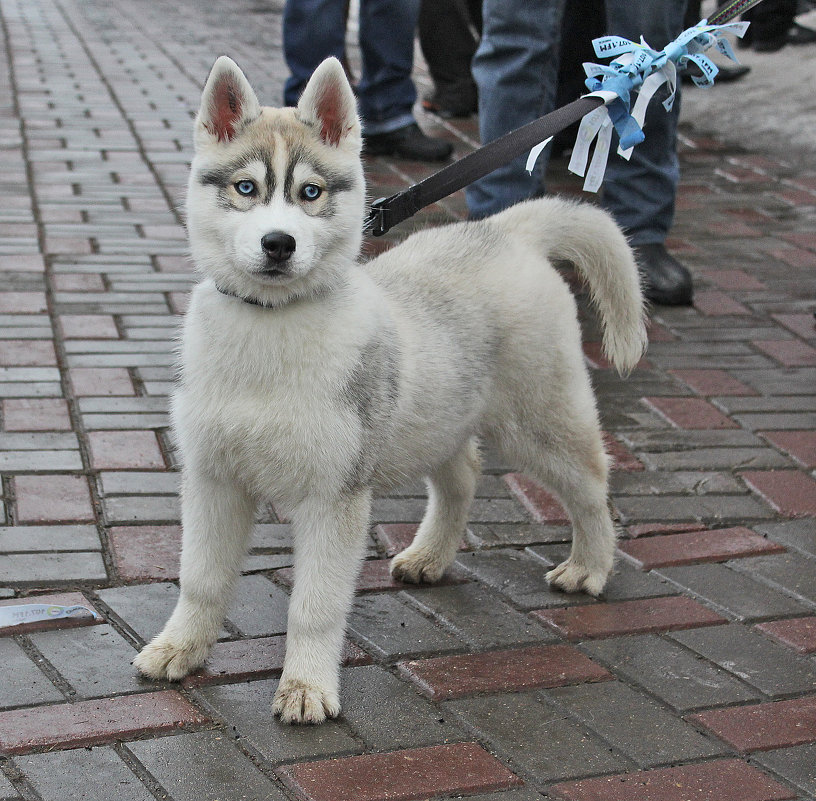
[390,547,448,584]
[546,559,608,597]
[273,679,340,725]
[133,635,209,682]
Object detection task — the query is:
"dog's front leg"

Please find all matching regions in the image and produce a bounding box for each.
[273,488,371,725]
[133,471,255,681]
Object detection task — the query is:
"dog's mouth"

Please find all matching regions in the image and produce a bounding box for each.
[255,264,293,282]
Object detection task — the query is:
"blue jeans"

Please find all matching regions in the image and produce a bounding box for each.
[467,0,687,245]
[283,0,420,135]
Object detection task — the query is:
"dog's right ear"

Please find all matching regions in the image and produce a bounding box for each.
[195,56,261,149]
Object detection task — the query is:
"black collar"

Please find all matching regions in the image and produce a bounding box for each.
[214,284,332,310]
[215,285,280,309]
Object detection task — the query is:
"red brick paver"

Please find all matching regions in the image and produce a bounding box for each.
[643,397,738,429]
[60,314,119,339]
[398,644,611,700]
[69,367,135,396]
[278,743,523,801]
[753,339,816,367]
[547,759,795,801]
[603,433,644,471]
[618,526,785,569]
[109,525,181,581]
[182,636,371,687]
[760,430,816,469]
[532,596,726,641]
[374,523,418,556]
[625,522,706,538]
[772,313,816,339]
[2,398,72,431]
[693,290,751,316]
[14,474,95,523]
[1,0,815,795]
[742,470,816,517]
[503,473,569,524]
[755,617,816,654]
[669,369,757,397]
[88,430,165,470]
[583,341,650,370]
[0,691,210,754]
[690,696,816,752]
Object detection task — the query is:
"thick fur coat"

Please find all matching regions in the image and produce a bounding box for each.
[133,56,647,723]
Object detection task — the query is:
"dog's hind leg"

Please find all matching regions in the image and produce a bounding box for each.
[502,420,615,597]
[391,437,480,584]
[133,473,256,681]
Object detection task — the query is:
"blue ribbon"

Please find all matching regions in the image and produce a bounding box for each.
[552,19,750,192]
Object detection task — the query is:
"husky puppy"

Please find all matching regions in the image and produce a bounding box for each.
[133,56,647,724]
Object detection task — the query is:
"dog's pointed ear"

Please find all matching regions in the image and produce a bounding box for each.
[195,56,261,148]
[296,57,360,149]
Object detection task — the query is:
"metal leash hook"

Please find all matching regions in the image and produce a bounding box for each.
[363,196,393,236]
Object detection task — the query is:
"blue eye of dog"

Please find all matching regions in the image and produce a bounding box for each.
[235,180,256,196]
[301,184,322,201]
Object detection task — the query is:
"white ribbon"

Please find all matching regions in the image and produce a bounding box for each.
[525,136,553,174]
[568,106,614,192]
[0,603,101,628]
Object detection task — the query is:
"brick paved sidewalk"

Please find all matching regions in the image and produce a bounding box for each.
[0,0,815,799]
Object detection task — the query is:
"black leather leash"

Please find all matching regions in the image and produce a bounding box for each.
[362,0,763,238]
[363,95,603,237]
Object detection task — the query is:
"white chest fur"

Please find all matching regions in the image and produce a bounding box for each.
[172,280,374,508]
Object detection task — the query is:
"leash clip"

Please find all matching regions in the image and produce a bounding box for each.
[364,196,392,237]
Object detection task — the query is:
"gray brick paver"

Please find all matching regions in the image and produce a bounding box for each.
[1,0,815,797]
[17,747,155,801]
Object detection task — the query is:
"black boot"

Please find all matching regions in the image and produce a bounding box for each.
[363,123,453,162]
[634,243,694,306]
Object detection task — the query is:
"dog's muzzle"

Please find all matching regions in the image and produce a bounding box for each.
[261,232,297,265]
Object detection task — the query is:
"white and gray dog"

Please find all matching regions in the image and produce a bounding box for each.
[133,56,647,723]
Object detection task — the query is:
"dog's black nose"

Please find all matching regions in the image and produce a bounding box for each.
[261,232,296,262]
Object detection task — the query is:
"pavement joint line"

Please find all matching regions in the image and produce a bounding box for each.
[0,756,43,801]
[1,0,815,795]
[53,0,185,231]
[445,695,644,789]
[186,685,370,786]
[86,591,149,649]
[114,740,183,801]
[728,557,816,611]
[535,676,729,771]
[576,632,779,714]
[1,0,114,572]
[14,633,77,701]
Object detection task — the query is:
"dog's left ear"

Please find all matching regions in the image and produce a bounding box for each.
[296,58,360,149]
[195,56,261,149]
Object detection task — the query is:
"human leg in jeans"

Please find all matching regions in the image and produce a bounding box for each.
[465,0,565,219]
[467,0,692,303]
[418,0,481,118]
[283,0,347,107]
[602,0,692,304]
[283,0,453,160]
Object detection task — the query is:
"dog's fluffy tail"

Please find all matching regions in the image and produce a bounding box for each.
[495,197,648,376]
